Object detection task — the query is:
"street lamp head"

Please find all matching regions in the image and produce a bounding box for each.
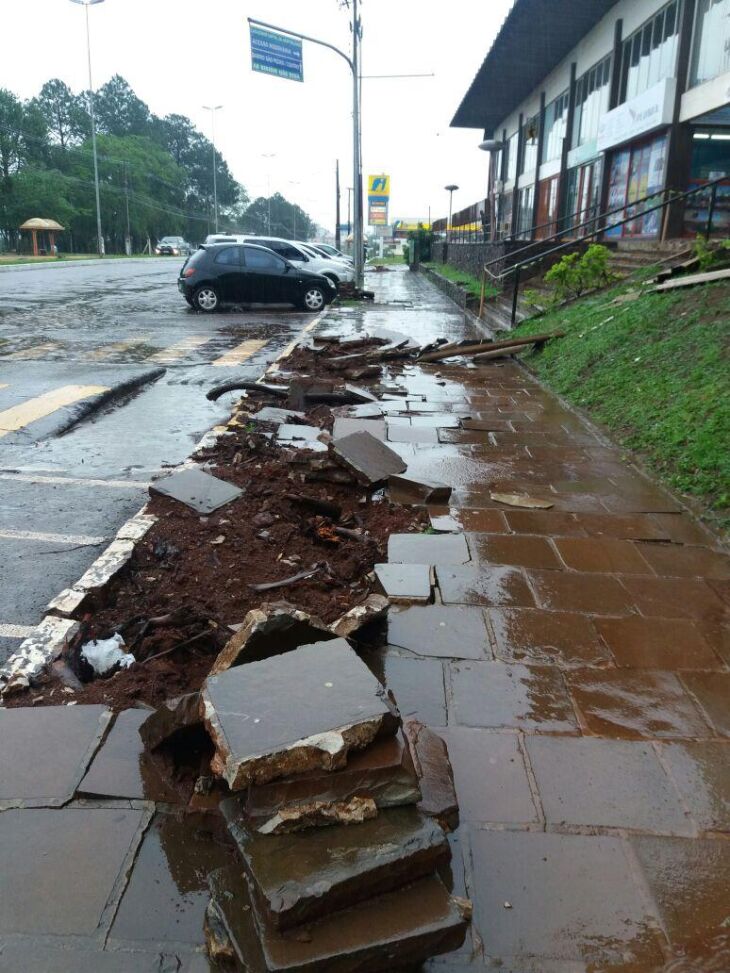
[444,184,459,192]
[69,0,106,5]
[203,105,224,111]
[479,140,503,153]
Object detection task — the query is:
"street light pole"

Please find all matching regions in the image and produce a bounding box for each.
[445,184,459,244]
[70,0,105,256]
[203,105,223,232]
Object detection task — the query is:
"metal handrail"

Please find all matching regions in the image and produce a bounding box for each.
[495,174,726,285]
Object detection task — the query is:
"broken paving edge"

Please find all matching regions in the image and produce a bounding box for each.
[0,314,331,700]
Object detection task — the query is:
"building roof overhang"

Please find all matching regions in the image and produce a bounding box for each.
[451,0,620,132]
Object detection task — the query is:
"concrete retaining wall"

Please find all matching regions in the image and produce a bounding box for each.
[420,265,468,308]
[432,240,568,284]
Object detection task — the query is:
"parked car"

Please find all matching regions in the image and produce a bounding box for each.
[155,236,191,256]
[240,236,355,287]
[178,243,336,312]
[313,242,354,264]
[203,233,247,245]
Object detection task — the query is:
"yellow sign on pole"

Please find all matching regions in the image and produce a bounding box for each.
[367,174,390,199]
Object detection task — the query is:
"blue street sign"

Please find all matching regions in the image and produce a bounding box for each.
[250,26,303,82]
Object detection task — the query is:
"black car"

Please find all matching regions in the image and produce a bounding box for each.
[178,243,336,312]
[156,236,191,256]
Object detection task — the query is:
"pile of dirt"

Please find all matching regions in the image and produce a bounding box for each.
[10,361,424,711]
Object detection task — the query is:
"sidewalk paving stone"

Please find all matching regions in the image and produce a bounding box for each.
[429,506,509,533]
[593,616,721,670]
[679,671,730,737]
[0,805,149,937]
[450,661,579,734]
[637,543,730,579]
[374,562,432,602]
[553,537,652,574]
[469,830,665,968]
[503,510,587,536]
[658,741,730,832]
[373,650,448,726]
[566,669,712,739]
[528,569,636,614]
[489,608,611,667]
[467,533,563,571]
[525,736,693,834]
[387,605,491,661]
[440,728,539,825]
[0,704,110,808]
[631,836,730,961]
[0,945,195,972]
[436,565,535,607]
[618,575,729,621]
[389,531,471,565]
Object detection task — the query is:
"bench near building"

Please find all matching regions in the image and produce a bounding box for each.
[451,0,730,242]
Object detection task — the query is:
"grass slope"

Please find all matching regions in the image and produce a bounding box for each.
[512,274,730,529]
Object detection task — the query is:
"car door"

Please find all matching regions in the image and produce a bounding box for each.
[242,247,290,303]
[213,246,247,302]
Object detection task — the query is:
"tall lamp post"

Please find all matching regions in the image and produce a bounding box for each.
[203,105,223,232]
[261,153,277,233]
[444,184,459,243]
[70,0,105,256]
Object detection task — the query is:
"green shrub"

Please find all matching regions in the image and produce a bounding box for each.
[693,234,730,271]
[543,244,614,304]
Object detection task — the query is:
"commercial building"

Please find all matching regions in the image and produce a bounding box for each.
[452,0,730,240]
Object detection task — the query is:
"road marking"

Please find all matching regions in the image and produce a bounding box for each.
[0,528,106,546]
[149,335,211,363]
[212,339,268,367]
[0,385,109,437]
[0,624,35,639]
[0,472,150,489]
[85,337,151,360]
[2,341,61,360]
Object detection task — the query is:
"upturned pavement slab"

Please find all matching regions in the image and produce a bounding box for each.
[387,605,491,661]
[201,638,399,789]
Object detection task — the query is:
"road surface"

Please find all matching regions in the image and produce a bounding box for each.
[0,257,322,662]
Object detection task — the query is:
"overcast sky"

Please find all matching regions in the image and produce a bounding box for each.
[3,0,513,231]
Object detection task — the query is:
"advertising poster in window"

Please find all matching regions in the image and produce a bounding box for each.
[642,134,668,236]
[605,150,630,237]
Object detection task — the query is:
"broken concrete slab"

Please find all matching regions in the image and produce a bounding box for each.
[139,691,202,751]
[387,605,490,661]
[330,594,390,638]
[0,615,80,694]
[149,467,243,515]
[0,805,150,937]
[332,417,386,441]
[331,431,407,486]
[340,402,384,419]
[79,708,180,803]
[374,563,432,603]
[244,732,420,832]
[210,603,335,675]
[276,424,323,442]
[0,704,110,808]
[252,795,379,836]
[202,639,399,790]
[388,532,471,565]
[0,944,184,973]
[254,406,307,425]
[388,474,452,505]
[344,383,378,403]
[403,719,459,831]
[208,865,468,973]
[222,804,450,930]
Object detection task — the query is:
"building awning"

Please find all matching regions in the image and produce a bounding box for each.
[451,0,620,132]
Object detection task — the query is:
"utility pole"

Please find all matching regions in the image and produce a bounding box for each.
[347,187,353,235]
[123,162,131,256]
[203,105,223,232]
[335,159,341,250]
[352,0,363,287]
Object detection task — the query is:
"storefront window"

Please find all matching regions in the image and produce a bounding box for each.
[689,0,730,87]
[505,131,519,183]
[542,91,569,164]
[572,56,612,148]
[604,133,668,238]
[562,159,604,234]
[516,185,535,237]
[521,116,539,175]
[620,2,679,103]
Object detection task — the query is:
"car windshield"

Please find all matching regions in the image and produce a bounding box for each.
[160,237,180,244]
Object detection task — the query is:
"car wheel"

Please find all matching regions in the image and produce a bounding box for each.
[300,285,326,312]
[193,285,220,312]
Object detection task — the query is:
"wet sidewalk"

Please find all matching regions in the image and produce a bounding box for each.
[0,266,727,972]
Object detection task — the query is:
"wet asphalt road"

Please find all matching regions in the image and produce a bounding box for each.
[0,257,322,662]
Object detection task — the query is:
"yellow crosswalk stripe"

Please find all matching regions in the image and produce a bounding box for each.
[212,339,268,367]
[0,385,109,437]
[149,336,211,363]
[85,337,151,360]
[3,342,61,360]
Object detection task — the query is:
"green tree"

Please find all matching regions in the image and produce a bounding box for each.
[243,193,314,239]
[33,79,86,149]
[0,88,24,179]
[94,75,151,137]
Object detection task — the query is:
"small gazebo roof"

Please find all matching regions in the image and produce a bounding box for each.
[19,218,65,231]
